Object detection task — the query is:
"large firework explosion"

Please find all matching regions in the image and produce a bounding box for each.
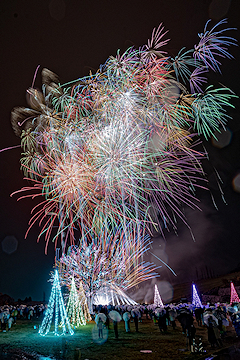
[10,19,237,295]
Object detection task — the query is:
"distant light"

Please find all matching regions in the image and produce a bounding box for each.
[154,284,164,307]
[1,236,18,254]
[192,284,203,308]
[230,282,240,304]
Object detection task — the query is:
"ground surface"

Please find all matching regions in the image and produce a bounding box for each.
[0,317,240,360]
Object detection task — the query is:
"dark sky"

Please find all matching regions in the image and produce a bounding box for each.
[0,0,240,303]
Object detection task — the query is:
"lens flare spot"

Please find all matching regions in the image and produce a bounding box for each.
[208,0,232,21]
[157,281,173,303]
[1,236,18,254]
[49,0,66,21]
[211,128,232,148]
[92,324,108,344]
[232,173,240,193]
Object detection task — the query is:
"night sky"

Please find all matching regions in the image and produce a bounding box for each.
[0,0,239,303]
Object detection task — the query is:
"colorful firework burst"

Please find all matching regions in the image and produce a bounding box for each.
[10,19,237,252]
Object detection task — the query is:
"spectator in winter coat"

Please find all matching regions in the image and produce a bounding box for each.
[1,312,8,332]
[177,309,193,334]
[206,315,222,348]
[231,313,240,337]
[158,310,167,333]
[195,307,204,326]
[169,309,177,329]
[97,318,103,338]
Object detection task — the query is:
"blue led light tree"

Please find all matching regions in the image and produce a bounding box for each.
[39,269,74,336]
[192,283,202,308]
[154,284,164,307]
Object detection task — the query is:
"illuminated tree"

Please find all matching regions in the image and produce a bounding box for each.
[230,282,240,304]
[59,232,158,309]
[192,283,202,308]
[154,284,164,307]
[66,277,86,327]
[39,270,74,336]
[78,281,92,321]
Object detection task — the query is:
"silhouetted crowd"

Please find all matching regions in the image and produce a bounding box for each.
[92,301,240,351]
[1,301,240,352]
[0,304,45,332]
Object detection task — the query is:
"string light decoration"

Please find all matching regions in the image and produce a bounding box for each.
[39,270,74,336]
[66,277,86,327]
[154,284,164,307]
[78,281,92,321]
[192,283,202,308]
[230,282,240,304]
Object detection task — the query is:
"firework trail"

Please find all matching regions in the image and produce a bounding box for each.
[10,19,237,252]
[58,229,160,306]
